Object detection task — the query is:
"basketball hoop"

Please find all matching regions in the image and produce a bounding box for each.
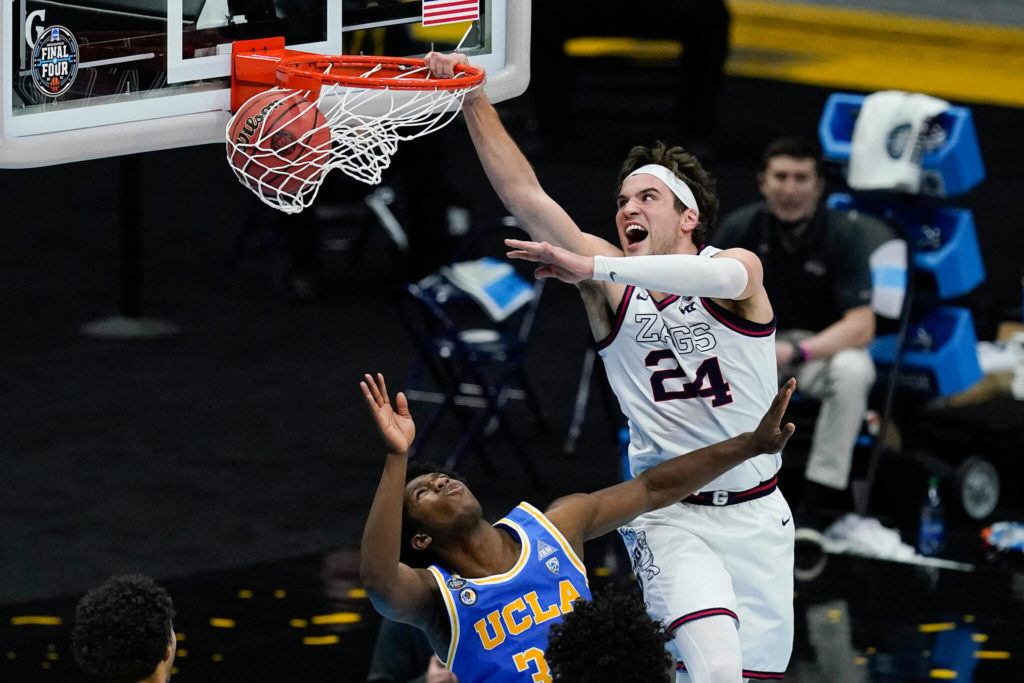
[226,40,485,214]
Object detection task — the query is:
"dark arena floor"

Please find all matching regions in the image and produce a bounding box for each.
[4,8,1024,682]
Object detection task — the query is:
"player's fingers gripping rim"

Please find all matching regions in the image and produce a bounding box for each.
[425,51,463,79]
[423,51,441,74]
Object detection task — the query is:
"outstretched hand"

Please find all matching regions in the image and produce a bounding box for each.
[360,373,415,455]
[505,238,594,284]
[751,378,797,454]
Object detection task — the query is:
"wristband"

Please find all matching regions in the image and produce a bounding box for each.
[793,341,812,365]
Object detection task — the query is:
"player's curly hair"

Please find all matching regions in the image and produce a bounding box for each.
[400,461,470,567]
[71,574,175,683]
[546,585,673,683]
[616,141,719,247]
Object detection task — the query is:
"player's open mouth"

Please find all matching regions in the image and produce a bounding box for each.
[625,224,648,246]
[444,481,463,495]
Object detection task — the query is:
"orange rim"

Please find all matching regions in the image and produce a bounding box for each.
[276,55,484,91]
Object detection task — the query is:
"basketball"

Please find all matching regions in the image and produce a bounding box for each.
[227,90,331,199]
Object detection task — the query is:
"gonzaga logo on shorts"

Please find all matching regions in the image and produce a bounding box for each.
[31,26,78,97]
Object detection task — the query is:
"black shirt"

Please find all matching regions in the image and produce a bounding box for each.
[715,202,896,331]
[366,618,435,683]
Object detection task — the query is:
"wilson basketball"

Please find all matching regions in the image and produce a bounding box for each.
[227,91,331,199]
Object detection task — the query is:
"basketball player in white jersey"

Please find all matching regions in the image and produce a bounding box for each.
[426,52,794,682]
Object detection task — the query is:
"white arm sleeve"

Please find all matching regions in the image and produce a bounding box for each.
[592,254,749,298]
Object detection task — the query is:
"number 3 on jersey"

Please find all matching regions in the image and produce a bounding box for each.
[513,647,551,682]
[645,351,733,406]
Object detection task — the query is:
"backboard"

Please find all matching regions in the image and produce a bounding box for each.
[0,0,529,167]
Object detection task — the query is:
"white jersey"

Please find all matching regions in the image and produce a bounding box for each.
[597,245,780,491]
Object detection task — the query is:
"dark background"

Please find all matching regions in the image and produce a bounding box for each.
[2,71,1023,611]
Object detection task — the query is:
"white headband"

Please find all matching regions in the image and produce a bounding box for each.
[627,164,699,216]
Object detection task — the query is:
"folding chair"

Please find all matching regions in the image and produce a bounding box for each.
[397,218,548,487]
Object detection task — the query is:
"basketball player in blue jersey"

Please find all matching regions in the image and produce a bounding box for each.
[359,372,796,683]
[426,51,793,683]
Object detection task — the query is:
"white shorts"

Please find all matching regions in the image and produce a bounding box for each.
[619,488,795,677]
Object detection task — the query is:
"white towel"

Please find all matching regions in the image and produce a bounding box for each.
[847,90,949,193]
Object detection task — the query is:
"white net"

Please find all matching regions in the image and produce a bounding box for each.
[225,61,481,214]
[225,89,334,214]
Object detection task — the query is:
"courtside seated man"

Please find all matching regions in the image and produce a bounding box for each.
[426,50,793,682]
[71,574,177,683]
[715,136,894,526]
[358,372,795,683]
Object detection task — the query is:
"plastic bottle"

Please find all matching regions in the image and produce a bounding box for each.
[917,476,945,557]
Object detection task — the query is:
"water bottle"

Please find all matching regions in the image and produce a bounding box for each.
[917,476,945,557]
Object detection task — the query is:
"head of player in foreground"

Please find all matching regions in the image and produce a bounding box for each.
[72,574,177,683]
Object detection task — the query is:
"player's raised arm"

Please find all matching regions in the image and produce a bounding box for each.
[358,373,439,626]
[424,51,619,259]
[546,379,797,552]
[505,237,774,324]
[506,238,751,296]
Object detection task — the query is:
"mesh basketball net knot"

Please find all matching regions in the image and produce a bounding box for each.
[226,57,482,214]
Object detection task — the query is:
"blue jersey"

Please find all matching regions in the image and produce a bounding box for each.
[427,502,591,683]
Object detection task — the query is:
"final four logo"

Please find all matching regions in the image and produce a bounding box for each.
[31,26,78,97]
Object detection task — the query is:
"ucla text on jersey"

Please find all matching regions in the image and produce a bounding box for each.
[428,503,591,682]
